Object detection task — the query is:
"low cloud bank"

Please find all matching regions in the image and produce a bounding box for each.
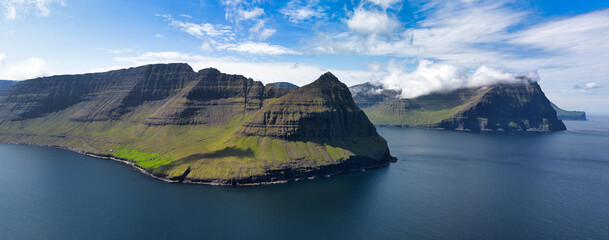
[0,54,50,80]
[381,60,539,99]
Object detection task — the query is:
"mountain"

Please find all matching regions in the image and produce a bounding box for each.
[267,82,299,88]
[551,102,587,121]
[0,63,395,185]
[350,80,566,132]
[0,80,17,91]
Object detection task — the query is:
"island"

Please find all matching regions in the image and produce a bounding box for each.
[551,102,587,121]
[0,63,396,185]
[350,79,567,132]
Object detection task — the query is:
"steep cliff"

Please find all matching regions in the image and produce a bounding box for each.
[0,63,395,185]
[551,102,587,121]
[350,80,566,132]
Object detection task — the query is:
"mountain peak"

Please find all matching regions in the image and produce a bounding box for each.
[197,67,221,74]
[302,71,347,92]
[317,72,339,83]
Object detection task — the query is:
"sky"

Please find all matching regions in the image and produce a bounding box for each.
[0,0,608,114]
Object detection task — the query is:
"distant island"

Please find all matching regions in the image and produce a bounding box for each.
[350,80,567,132]
[550,102,587,121]
[0,63,396,185]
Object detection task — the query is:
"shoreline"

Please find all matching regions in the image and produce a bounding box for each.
[0,141,394,187]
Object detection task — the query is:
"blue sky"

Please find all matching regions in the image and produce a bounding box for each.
[1,0,608,113]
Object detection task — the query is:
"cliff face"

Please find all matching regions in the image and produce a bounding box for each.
[350,80,566,132]
[0,64,394,185]
[0,64,277,124]
[240,73,377,140]
[551,102,587,121]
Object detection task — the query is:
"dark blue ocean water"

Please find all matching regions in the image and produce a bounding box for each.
[1,117,608,239]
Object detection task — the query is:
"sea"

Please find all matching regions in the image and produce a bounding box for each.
[1,116,608,239]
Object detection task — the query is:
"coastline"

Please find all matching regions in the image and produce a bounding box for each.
[0,141,395,186]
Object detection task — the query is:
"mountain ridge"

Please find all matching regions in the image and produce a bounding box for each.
[0,63,395,185]
[350,81,566,132]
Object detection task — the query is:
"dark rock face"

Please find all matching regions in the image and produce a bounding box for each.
[0,64,296,124]
[240,72,378,140]
[350,80,567,132]
[437,82,566,131]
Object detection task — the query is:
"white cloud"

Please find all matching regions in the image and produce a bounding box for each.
[238,7,264,20]
[585,82,598,89]
[154,33,164,38]
[1,0,63,21]
[346,8,400,35]
[0,56,50,80]
[200,42,213,52]
[112,51,375,87]
[573,82,599,91]
[311,0,609,106]
[368,62,380,71]
[217,42,299,55]
[248,19,276,40]
[381,60,538,99]
[0,53,5,65]
[220,0,266,24]
[258,28,276,40]
[170,20,234,39]
[280,0,326,23]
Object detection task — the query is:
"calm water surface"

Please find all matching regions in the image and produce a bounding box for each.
[1,117,608,239]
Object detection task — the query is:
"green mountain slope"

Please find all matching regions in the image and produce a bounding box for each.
[350,80,566,132]
[550,102,587,120]
[0,63,395,185]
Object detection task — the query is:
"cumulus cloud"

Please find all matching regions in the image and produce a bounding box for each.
[381,60,538,99]
[346,8,400,35]
[1,0,64,20]
[0,56,50,80]
[280,0,326,23]
[310,0,609,103]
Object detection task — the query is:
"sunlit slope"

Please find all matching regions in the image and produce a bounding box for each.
[0,64,394,184]
[350,80,566,131]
